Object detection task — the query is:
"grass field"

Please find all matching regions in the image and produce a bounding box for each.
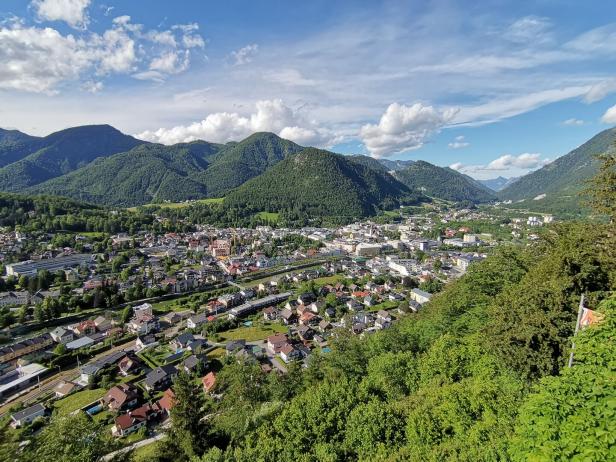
[217,322,287,342]
[127,197,224,211]
[312,274,345,286]
[53,388,106,415]
[255,211,280,222]
[132,440,163,462]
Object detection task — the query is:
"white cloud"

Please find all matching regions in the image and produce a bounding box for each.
[230,44,258,65]
[583,79,616,103]
[504,16,553,44]
[562,118,585,126]
[486,153,547,170]
[449,162,464,171]
[359,103,458,157]
[601,104,616,124]
[135,99,336,146]
[32,0,90,29]
[0,14,204,93]
[448,135,469,149]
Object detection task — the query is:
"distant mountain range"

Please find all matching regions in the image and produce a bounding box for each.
[0,123,609,218]
[498,127,616,211]
[478,176,519,192]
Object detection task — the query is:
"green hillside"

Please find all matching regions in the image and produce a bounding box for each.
[394,160,496,203]
[499,127,616,203]
[0,128,43,168]
[224,148,421,219]
[28,132,303,207]
[196,132,303,197]
[0,125,144,191]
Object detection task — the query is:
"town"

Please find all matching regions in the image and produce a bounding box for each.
[0,201,556,456]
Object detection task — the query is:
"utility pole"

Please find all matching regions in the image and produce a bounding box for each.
[568,294,586,368]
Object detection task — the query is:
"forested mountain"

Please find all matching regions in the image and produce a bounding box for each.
[195,132,303,198]
[394,160,496,202]
[28,141,221,206]
[478,176,519,191]
[27,132,302,207]
[345,154,391,173]
[225,148,421,219]
[0,128,43,168]
[0,125,145,191]
[378,158,415,171]
[499,127,616,202]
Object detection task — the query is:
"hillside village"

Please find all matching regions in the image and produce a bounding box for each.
[0,201,558,449]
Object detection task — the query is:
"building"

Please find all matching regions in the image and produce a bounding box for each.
[6,254,93,277]
[101,384,140,412]
[50,327,74,344]
[355,243,381,257]
[10,403,46,428]
[228,292,292,320]
[0,334,53,364]
[410,288,432,305]
[144,365,177,391]
[187,313,208,329]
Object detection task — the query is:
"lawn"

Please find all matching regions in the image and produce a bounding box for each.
[367,300,399,312]
[207,347,226,359]
[255,211,280,222]
[132,440,164,462]
[312,274,345,287]
[54,388,106,415]
[217,322,287,342]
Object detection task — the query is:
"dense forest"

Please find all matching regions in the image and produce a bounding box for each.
[394,160,496,203]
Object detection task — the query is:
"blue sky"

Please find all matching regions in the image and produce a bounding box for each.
[2,0,616,179]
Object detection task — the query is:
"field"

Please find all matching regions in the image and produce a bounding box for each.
[255,211,280,222]
[127,197,224,211]
[53,388,106,415]
[217,322,287,342]
[132,440,163,462]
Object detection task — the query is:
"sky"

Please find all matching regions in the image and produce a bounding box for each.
[2,0,616,180]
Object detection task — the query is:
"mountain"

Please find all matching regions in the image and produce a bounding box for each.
[225,148,419,218]
[393,160,496,203]
[499,128,616,204]
[345,155,390,173]
[0,125,145,191]
[478,176,519,191]
[378,158,415,171]
[29,141,222,206]
[0,128,43,168]
[29,132,303,207]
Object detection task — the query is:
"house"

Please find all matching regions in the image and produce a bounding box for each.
[66,336,95,351]
[187,339,208,353]
[299,311,318,326]
[297,293,316,305]
[280,344,302,363]
[202,372,216,394]
[324,307,336,319]
[262,306,278,321]
[80,364,102,384]
[101,384,140,412]
[135,335,157,351]
[279,308,296,325]
[308,301,324,314]
[127,314,159,335]
[73,319,97,336]
[50,327,74,344]
[118,355,142,376]
[182,354,206,375]
[157,388,175,415]
[187,313,208,329]
[54,381,78,398]
[410,288,432,305]
[226,339,246,355]
[297,325,314,341]
[267,334,288,354]
[10,403,46,428]
[346,300,363,312]
[375,310,392,329]
[112,403,162,437]
[363,295,375,307]
[144,365,177,391]
[318,320,332,333]
[172,332,195,350]
[133,303,153,319]
[93,316,113,332]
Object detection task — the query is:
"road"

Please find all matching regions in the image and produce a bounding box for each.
[102,424,169,461]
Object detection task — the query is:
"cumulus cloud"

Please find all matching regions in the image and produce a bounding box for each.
[452,153,551,179]
[135,99,336,146]
[562,118,585,126]
[32,0,90,29]
[486,153,547,170]
[601,104,616,124]
[0,14,205,93]
[448,135,469,149]
[230,44,258,65]
[360,103,458,157]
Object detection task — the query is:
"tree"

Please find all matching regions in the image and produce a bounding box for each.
[164,371,209,460]
[30,412,116,462]
[121,306,132,324]
[585,152,616,222]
